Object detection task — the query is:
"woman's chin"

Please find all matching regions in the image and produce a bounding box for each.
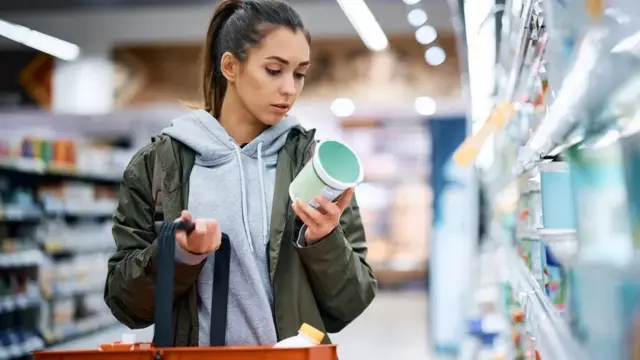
[259,114,287,126]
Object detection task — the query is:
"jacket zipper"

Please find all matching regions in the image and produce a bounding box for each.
[270,133,315,341]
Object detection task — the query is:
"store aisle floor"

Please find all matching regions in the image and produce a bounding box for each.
[51,291,432,359]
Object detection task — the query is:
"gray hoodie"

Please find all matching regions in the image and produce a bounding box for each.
[161,109,300,346]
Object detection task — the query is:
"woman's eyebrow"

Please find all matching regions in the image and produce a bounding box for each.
[265,55,310,67]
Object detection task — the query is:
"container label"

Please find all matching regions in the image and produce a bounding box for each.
[308,186,344,209]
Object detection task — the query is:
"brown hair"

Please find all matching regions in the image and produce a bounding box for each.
[201,0,310,118]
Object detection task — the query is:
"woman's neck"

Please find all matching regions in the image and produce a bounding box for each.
[218,90,267,145]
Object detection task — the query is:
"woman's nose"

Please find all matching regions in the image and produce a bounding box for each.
[280,76,296,96]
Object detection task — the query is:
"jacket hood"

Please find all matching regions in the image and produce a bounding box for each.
[161,109,300,166]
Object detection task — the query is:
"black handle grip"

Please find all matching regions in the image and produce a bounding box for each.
[175,220,196,236]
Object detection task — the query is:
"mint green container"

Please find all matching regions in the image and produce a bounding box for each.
[289,140,363,208]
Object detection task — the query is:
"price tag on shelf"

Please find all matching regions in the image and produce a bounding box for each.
[44,241,64,254]
[453,102,516,167]
[41,329,53,344]
[585,0,604,20]
[41,284,52,300]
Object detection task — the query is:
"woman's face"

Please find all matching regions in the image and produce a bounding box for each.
[233,27,310,126]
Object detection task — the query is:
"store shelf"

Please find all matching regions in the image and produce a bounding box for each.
[0,249,43,269]
[0,148,120,354]
[41,315,120,347]
[0,331,44,359]
[454,0,640,356]
[42,283,104,301]
[0,206,42,222]
[503,247,587,360]
[0,158,121,184]
[0,292,42,315]
[43,241,115,258]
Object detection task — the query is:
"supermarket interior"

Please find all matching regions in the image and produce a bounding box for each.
[2,0,640,359]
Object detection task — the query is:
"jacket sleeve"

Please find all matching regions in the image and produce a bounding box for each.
[294,195,377,333]
[104,146,205,329]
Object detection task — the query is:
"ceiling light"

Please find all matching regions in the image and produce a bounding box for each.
[415,25,437,45]
[403,0,421,4]
[336,0,388,51]
[0,19,80,61]
[331,98,355,117]
[414,97,437,116]
[407,9,428,26]
[425,46,446,66]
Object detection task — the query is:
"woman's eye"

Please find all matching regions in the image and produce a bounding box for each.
[266,68,281,76]
[294,73,306,80]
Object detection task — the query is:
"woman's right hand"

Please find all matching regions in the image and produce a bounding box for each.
[175,210,222,254]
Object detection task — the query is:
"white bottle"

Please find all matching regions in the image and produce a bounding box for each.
[273,323,324,348]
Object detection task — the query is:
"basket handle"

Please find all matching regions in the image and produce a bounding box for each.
[154,220,230,348]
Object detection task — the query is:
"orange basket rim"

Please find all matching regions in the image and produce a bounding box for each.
[33,344,337,355]
[160,344,337,352]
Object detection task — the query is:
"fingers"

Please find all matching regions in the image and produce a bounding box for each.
[314,196,340,217]
[175,211,192,248]
[292,201,322,227]
[190,219,221,253]
[335,188,354,210]
[205,220,219,238]
[176,210,193,223]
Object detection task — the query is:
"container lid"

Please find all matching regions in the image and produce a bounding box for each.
[313,140,363,190]
[538,161,569,172]
[299,323,324,344]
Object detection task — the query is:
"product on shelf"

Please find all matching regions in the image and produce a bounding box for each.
[0,135,131,180]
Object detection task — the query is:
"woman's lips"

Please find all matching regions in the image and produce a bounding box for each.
[271,104,289,114]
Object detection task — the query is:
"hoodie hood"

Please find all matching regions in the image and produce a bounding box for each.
[161,109,300,166]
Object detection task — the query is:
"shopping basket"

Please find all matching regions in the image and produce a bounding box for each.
[33,220,338,360]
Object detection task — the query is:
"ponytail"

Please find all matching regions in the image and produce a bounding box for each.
[202,0,242,117]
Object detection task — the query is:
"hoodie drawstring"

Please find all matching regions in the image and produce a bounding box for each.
[232,141,270,252]
[257,143,269,246]
[232,143,255,253]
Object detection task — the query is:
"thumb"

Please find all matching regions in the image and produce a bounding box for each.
[336,188,354,210]
[179,210,193,223]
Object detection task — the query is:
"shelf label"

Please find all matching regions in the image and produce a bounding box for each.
[453,103,516,167]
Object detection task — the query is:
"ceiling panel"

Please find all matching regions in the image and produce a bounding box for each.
[0,0,328,13]
[1,1,452,49]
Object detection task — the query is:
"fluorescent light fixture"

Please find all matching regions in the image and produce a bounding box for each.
[425,46,446,65]
[415,25,437,44]
[403,0,421,4]
[330,98,355,117]
[0,19,80,61]
[407,9,428,26]
[335,0,388,51]
[414,96,437,115]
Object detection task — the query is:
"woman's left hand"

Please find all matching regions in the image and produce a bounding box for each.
[292,188,354,244]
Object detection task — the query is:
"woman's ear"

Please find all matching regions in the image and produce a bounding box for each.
[220,52,239,83]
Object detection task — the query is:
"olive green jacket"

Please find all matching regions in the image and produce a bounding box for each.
[104,127,377,346]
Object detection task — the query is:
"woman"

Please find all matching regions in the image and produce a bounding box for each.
[105,0,377,348]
